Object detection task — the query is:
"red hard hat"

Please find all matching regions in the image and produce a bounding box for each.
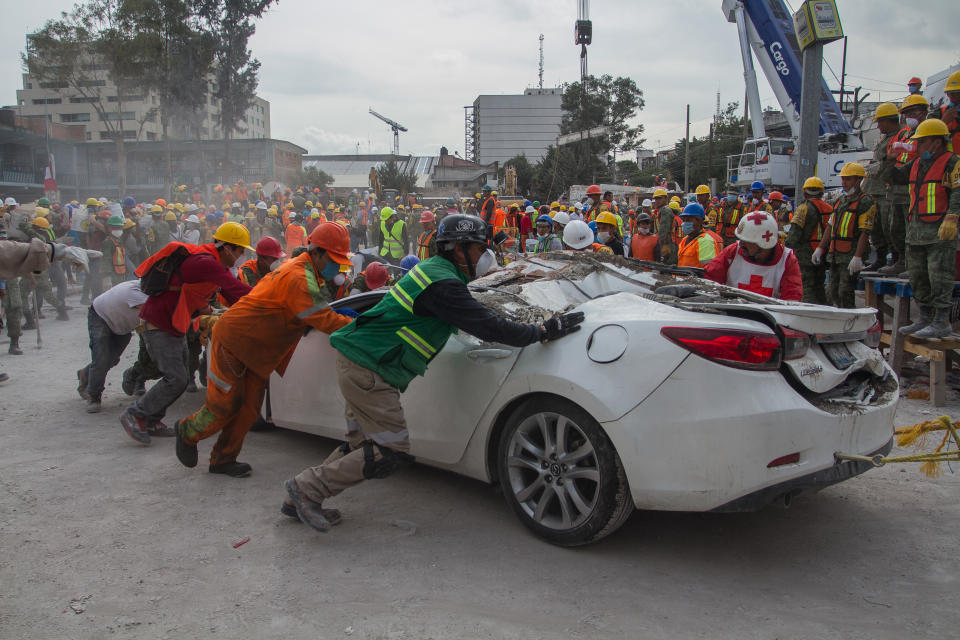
[908,77,922,85]
[419,211,435,223]
[255,236,285,259]
[586,184,602,196]
[364,262,389,289]
[307,221,352,264]
[768,191,784,202]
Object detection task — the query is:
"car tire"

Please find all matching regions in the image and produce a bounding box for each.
[497,397,633,546]
[250,415,275,432]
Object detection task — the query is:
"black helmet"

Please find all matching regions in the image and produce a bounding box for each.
[636,212,651,222]
[436,214,488,246]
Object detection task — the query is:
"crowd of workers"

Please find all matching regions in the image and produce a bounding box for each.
[0,70,957,533]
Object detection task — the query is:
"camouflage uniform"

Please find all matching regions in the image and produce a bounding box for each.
[825,192,876,308]
[2,277,23,343]
[785,198,832,305]
[864,128,909,266]
[657,205,678,266]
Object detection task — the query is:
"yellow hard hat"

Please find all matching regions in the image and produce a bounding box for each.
[305,201,313,207]
[150,204,163,213]
[474,193,482,199]
[32,216,51,229]
[174,203,184,212]
[873,102,899,121]
[670,195,681,203]
[123,218,136,229]
[803,176,825,191]
[244,212,255,219]
[34,206,50,217]
[550,201,560,209]
[900,94,929,112]
[695,184,710,195]
[267,209,278,216]
[596,211,618,226]
[911,118,950,140]
[559,205,567,211]
[652,188,669,199]
[327,203,335,209]
[166,203,175,210]
[945,70,960,94]
[164,212,177,221]
[212,221,254,250]
[85,197,100,207]
[669,201,681,211]
[285,202,294,209]
[838,162,866,178]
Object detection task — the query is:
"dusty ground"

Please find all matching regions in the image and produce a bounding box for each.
[2,289,959,640]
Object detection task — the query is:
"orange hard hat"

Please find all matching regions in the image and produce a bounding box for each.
[586,184,602,196]
[908,77,922,85]
[363,262,389,289]
[420,211,435,223]
[255,236,285,259]
[768,191,784,201]
[307,221,352,264]
[156,198,167,208]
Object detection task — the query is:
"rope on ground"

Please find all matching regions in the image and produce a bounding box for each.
[835,415,960,477]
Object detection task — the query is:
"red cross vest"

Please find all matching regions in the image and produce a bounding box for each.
[908,152,952,224]
[726,243,792,298]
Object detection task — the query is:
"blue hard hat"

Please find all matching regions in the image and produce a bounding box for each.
[536,214,553,225]
[122,196,136,208]
[750,181,764,191]
[588,221,598,233]
[214,210,224,218]
[523,199,532,208]
[205,213,218,224]
[681,203,706,218]
[400,255,420,272]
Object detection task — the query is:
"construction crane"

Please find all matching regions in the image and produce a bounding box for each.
[369,109,408,156]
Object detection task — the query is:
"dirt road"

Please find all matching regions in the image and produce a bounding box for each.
[1,293,958,639]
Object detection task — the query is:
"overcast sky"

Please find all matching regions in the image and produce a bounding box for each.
[4,0,959,156]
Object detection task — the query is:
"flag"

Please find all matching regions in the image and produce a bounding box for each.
[44,155,57,192]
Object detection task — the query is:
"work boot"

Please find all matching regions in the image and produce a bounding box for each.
[281,499,342,525]
[76,368,89,400]
[85,395,101,413]
[134,380,146,396]
[120,408,152,444]
[175,420,198,468]
[0,372,8,383]
[900,307,933,335]
[284,478,331,532]
[209,461,252,477]
[878,258,905,275]
[22,318,35,330]
[8,337,22,355]
[56,309,69,321]
[912,308,952,339]
[185,375,198,393]
[121,367,138,396]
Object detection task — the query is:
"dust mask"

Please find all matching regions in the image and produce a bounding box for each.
[475,249,496,278]
[596,231,611,243]
[905,117,920,129]
[333,273,346,286]
[111,229,123,237]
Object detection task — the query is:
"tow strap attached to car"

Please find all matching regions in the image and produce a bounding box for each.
[835,415,960,477]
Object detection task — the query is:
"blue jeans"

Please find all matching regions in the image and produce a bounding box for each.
[85,307,132,398]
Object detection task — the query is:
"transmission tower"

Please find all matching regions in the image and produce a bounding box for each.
[538,34,544,89]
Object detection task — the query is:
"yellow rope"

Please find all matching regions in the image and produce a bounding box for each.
[837,415,960,477]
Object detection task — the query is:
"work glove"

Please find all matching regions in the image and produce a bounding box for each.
[540,311,585,343]
[811,247,823,265]
[938,214,959,241]
[334,307,360,319]
[847,256,865,275]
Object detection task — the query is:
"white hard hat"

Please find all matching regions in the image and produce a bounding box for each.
[568,211,582,221]
[232,202,241,208]
[562,220,594,250]
[311,207,320,215]
[187,204,198,212]
[573,202,584,211]
[553,211,571,226]
[641,199,652,207]
[185,214,200,223]
[735,211,779,250]
[525,206,536,214]
[98,197,107,204]
[256,200,268,210]
[4,197,17,207]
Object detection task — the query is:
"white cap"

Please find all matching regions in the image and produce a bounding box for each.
[641,199,652,207]
[562,220,594,250]
[185,214,200,223]
[553,211,570,226]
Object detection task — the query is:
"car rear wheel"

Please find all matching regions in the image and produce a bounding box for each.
[497,397,633,546]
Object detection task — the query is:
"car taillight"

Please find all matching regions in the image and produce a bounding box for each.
[862,321,881,349]
[660,326,782,371]
[779,327,810,360]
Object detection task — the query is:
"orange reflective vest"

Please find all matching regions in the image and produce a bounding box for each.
[134,242,222,335]
[805,199,833,252]
[678,230,723,267]
[416,230,436,261]
[909,152,952,224]
[107,235,126,275]
[940,105,960,152]
[718,203,745,240]
[284,223,306,254]
[829,194,865,254]
[630,233,658,261]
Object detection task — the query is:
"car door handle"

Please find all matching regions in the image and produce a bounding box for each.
[467,348,514,360]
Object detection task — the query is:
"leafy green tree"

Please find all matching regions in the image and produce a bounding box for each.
[376,158,418,193]
[661,101,746,190]
[291,166,333,190]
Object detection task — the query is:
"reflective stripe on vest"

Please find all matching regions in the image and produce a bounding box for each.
[396,326,437,359]
[805,200,833,251]
[830,195,862,254]
[388,263,433,313]
[416,230,435,261]
[720,204,743,238]
[381,219,404,258]
[909,152,952,223]
[296,259,329,319]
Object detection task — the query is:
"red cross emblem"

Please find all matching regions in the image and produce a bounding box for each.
[761,230,774,243]
[746,212,767,225]
[738,274,773,297]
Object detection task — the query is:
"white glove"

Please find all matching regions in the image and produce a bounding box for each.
[848,256,864,275]
[811,248,823,265]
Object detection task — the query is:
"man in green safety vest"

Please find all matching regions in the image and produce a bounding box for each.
[281,214,585,532]
[378,206,407,266]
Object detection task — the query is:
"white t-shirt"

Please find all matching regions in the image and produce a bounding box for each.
[91,280,149,335]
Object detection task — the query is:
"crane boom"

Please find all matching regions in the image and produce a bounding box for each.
[369,109,408,156]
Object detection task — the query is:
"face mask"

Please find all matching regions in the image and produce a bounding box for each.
[111,229,123,237]
[905,117,920,129]
[268,260,280,271]
[681,221,695,235]
[321,259,340,280]
[909,85,919,95]
[752,197,760,204]
[333,273,346,286]
[596,231,611,243]
[921,151,934,161]
[474,249,496,278]
[726,195,737,203]
[637,226,651,235]
[537,230,548,238]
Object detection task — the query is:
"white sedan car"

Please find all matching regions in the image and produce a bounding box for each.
[263,253,897,546]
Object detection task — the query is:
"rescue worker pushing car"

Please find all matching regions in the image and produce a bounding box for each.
[282,214,585,532]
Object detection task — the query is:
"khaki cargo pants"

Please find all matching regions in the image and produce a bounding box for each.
[292,352,410,505]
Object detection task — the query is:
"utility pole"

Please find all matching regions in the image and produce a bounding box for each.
[708,121,714,188]
[538,34,544,89]
[795,43,822,200]
[684,104,691,192]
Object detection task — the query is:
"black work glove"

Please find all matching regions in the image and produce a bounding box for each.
[540,312,585,343]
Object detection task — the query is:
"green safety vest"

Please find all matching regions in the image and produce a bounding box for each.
[380,219,405,259]
[330,255,467,391]
[534,233,557,254]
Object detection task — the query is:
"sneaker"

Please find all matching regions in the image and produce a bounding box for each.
[120,408,151,444]
[175,420,198,468]
[146,420,175,437]
[85,397,101,413]
[77,368,89,400]
[121,368,138,396]
[284,478,331,532]
[209,461,252,477]
[281,500,342,525]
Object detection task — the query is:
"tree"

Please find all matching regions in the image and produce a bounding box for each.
[659,101,746,190]
[24,0,155,197]
[529,144,608,202]
[291,166,333,190]
[376,158,418,193]
[499,154,534,196]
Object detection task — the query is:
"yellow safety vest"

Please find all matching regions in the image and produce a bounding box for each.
[381,219,405,259]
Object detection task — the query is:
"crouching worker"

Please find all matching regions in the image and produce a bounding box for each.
[175,222,356,478]
[704,211,803,301]
[282,214,585,531]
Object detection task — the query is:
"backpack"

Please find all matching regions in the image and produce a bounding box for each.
[139,245,191,296]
